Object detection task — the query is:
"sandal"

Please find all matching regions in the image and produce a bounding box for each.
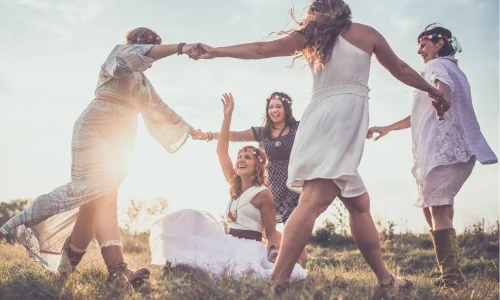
[378,274,413,291]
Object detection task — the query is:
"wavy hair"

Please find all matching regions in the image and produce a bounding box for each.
[229,146,268,200]
[262,92,297,140]
[276,0,352,70]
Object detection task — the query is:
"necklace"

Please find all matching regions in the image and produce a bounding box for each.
[226,197,241,223]
[272,125,287,148]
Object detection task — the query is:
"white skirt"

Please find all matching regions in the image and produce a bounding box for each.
[288,94,368,197]
[414,156,475,208]
[149,209,307,280]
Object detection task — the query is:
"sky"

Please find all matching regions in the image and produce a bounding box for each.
[0,0,498,233]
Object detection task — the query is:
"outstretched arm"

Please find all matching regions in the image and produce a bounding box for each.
[212,129,256,142]
[199,34,305,60]
[146,43,200,60]
[366,116,411,141]
[217,93,237,183]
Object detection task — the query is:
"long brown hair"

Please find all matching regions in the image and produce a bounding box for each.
[229,146,268,200]
[262,92,297,140]
[280,0,352,70]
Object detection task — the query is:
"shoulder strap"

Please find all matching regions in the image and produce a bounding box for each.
[237,186,268,206]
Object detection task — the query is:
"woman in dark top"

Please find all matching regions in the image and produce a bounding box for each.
[207,92,306,267]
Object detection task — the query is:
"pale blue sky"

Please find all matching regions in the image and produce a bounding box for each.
[0,0,498,233]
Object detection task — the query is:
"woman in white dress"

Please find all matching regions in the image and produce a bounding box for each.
[192,0,448,289]
[149,93,307,281]
[367,24,497,288]
[0,27,209,290]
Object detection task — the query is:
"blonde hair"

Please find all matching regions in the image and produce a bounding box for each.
[125,27,162,45]
[229,146,268,200]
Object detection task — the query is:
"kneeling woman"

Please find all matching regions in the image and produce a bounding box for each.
[149,93,306,280]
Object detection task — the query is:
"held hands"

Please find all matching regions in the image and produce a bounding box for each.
[182,43,215,60]
[427,88,451,120]
[221,93,235,117]
[190,129,212,141]
[366,126,391,141]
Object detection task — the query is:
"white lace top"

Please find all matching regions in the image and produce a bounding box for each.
[226,186,268,232]
[411,56,497,184]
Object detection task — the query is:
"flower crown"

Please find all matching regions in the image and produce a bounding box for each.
[418,34,462,54]
[253,151,264,163]
[135,35,161,43]
[237,148,264,163]
[419,33,450,43]
[266,94,292,105]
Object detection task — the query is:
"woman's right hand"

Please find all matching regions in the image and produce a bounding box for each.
[221,93,234,117]
[366,126,391,141]
[268,249,279,263]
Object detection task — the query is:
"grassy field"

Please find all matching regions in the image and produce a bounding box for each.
[0,222,498,300]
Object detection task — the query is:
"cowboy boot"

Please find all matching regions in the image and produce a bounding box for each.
[101,242,151,291]
[431,228,465,288]
[58,236,86,274]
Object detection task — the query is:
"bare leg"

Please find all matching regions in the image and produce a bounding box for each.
[430,205,454,230]
[338,193,392,284]
[70,201,96,249]
[423,207,433,229]
[94,190,121,245]
[269,179,340,285]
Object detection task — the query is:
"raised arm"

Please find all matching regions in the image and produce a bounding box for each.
[366,116,411,141]
[217,93,237,183]
[197,33,305,60]
[211,129,256,142]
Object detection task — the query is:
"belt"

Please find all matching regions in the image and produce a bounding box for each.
[228,229,262,242]
[95,93,139,112]
[311,84,370,101]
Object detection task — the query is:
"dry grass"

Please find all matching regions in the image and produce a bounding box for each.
[0,230,498,300]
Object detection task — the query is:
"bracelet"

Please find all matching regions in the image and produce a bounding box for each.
[177,43,186,55]
[267,245,277,261]
[205,131,213,142]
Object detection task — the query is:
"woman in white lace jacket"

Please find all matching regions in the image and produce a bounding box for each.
[367,24,497,288]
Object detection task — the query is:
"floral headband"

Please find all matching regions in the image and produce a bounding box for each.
[135,35,162,43]
[419,34,463,54]
[266,94,292,105]
[253,151,264,163]
[238,148,264,163]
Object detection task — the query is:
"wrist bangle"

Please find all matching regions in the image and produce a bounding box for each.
[177,43,186,55]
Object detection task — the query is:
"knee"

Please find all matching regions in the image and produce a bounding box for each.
[95,190,118,209]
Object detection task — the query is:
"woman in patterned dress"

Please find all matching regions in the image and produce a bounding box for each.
[203,92,306,267]
[367,25,497,288]
[0,27,208,290]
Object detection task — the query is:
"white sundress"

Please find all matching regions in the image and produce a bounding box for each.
[287,35,371,198]
[149,186,307,280]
